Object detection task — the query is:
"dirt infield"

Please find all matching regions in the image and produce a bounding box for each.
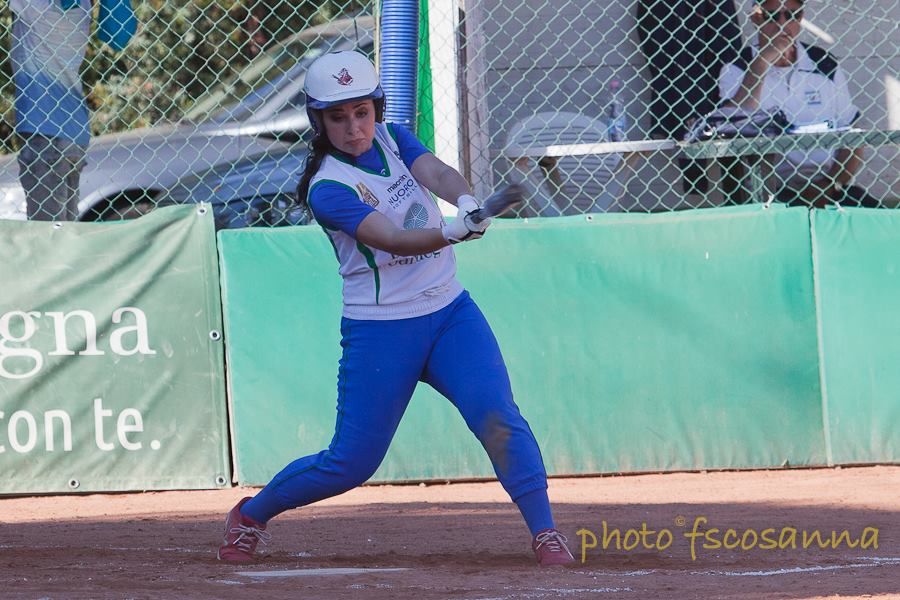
[3,466,899,599]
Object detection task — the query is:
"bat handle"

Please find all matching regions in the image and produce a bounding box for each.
[468,208,487,225]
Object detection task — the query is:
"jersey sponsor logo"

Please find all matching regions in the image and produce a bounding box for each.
[332,68,353,86]
[805,90,822,106]
[386,174,417,209]
[386,174,409,194]
[403,202,429,229]
[387,249,441,266]
[356,182,379,207]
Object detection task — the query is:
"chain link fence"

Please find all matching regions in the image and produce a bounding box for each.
[0,0,897,226]
[464,0,899,214]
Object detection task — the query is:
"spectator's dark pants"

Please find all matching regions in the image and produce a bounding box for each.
[18,133,86,221]
[720,156,881,208]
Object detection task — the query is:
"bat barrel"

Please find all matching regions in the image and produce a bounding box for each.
[470,184,525,223]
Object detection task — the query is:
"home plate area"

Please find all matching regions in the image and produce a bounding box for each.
[2,467,898,599]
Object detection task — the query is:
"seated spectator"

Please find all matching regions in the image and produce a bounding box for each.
[718,0,878,207]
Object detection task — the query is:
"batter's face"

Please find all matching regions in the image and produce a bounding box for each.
[753,0,804,43]
[322,100,376,157]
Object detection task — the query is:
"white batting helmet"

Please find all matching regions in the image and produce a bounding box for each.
[304,50,385,134]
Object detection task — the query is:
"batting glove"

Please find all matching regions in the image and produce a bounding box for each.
[456,194,481,216]
[441,195,492,244]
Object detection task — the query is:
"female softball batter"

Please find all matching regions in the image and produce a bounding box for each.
[217,50,574,568]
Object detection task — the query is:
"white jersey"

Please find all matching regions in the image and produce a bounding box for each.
[310,124,462,320]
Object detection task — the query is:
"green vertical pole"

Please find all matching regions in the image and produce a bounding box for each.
[416,0,435,150]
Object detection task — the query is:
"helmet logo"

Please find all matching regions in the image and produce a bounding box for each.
[333,68,354,86]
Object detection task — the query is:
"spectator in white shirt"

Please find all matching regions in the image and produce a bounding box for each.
[718,0,877,207]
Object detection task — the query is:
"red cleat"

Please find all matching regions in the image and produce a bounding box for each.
[217,497,271,563]
[532,528,575,567]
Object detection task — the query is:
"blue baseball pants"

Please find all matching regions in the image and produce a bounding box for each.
[242,291,549,524]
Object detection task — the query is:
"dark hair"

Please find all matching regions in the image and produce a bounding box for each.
[295,133,333,219]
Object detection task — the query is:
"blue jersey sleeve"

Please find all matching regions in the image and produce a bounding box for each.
[308,180,375,238]
[387,123,431,169]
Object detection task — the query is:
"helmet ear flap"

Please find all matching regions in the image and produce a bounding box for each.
[306,105,323,136]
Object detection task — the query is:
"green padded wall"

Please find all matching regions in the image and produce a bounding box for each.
[217,227,497,485]
[459,206,825,474]
[812,208,900,465]
[219,205,826,485]
[0,205,229,494]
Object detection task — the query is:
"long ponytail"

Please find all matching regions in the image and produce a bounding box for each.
[295,134,333,220]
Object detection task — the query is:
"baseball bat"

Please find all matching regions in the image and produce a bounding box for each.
[468,183,525,224]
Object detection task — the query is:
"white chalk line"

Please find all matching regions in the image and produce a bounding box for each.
[483,588,633,600]
[855,556,900,563]
[530,587,633,594]
[236,567,409,578]
[693,556,900,577]
[476,589,631,600]
[0,543,207,554]
[576,557,900,579]
[7,541,897,582]
[574,569,657,577]
[5,543,320,559]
